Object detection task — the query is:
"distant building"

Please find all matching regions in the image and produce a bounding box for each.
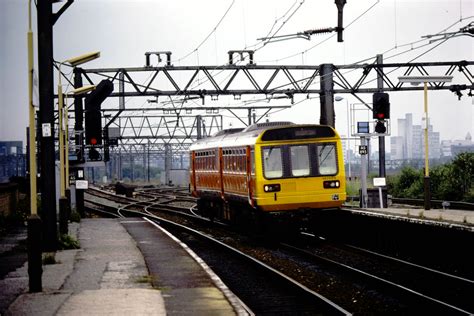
[0,141,25,182]
[441,133,474,157]
[0,141,23,156]
[390,113,441,160]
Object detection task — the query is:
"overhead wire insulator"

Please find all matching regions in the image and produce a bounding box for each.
[300,27,336,37]
[460,22,474,35]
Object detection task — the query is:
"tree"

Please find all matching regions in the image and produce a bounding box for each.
[449,152,474,201]
[388,152,474,201]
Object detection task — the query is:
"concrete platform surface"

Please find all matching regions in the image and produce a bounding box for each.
[1,218,240,315]
[357,206,474,228]
[121,218,243,315]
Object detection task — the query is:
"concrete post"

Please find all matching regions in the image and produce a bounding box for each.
[27,215,42,292]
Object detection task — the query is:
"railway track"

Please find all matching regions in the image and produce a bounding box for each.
[144,216,350,315]
[84,186,472,314]
[281,235,474,314]
[85,191,349,314]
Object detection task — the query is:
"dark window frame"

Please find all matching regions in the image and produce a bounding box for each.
[261,142,339,180]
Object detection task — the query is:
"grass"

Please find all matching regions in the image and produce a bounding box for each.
[345,178,361,197]
[136,275,154,284]
[135,275,169,291]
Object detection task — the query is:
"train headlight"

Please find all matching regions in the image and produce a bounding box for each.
[264,184,281,192]
[323,180,340,189]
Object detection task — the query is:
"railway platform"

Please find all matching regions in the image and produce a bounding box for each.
[356,206,474,228]
[1,218,241,315]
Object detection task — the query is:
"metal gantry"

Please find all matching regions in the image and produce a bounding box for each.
[73,59,473,128]
[66,57,473,182]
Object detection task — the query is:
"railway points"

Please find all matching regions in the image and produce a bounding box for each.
[89,185,473,312]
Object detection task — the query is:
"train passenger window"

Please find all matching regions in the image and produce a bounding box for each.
[263,147,283,178]
[250,149,255,175]
[290,145,310,176]
[317,144,337,175]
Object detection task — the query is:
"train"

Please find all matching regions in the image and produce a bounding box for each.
[189,122,346,227]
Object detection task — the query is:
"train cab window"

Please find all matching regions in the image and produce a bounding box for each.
[317,144,337,175]
[263,147,283,178]
[290,145,310,176]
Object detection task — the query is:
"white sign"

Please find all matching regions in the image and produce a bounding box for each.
[373,177,386,187]
[42,123,51,137]
[75,180,89,190]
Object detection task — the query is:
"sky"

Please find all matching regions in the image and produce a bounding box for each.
[1,0,473,149]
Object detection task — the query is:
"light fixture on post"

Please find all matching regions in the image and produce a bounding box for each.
[57,52,100,234]
[398,75,453,210]
[65,51,101,67]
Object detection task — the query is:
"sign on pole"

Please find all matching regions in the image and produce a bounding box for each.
[75,180,89,190]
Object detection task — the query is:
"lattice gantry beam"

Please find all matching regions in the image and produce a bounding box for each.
[78,60,473,98]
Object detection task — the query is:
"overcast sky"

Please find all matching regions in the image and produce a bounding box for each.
[1,0,473,147]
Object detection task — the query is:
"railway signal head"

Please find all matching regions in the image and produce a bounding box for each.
[373,92,390,120]
[85,79,114,146]
[88,147,101,161]
[375,120,387,134]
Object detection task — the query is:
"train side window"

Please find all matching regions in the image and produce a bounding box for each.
[317,144,337,175]
[262,147,283,179]
[240,153,245,172]
[290,145,310,176]
[236,153,241,172]
[250,149,255,175]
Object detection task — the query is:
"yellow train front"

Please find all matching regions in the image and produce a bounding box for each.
[190,122,346,224]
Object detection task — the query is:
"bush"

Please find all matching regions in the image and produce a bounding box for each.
[388,152,473,201]
[70,211,81,223]
[59,234,80,250]
[43,253,57,265]
[388,167,423,198]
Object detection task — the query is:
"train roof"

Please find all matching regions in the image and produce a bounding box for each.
[190,122,339,151]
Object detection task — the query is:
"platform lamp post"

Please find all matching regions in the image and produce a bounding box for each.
[26,0,43,293]
[57,52,100,234]
[59,85,96,235]
[398,75,453,210]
